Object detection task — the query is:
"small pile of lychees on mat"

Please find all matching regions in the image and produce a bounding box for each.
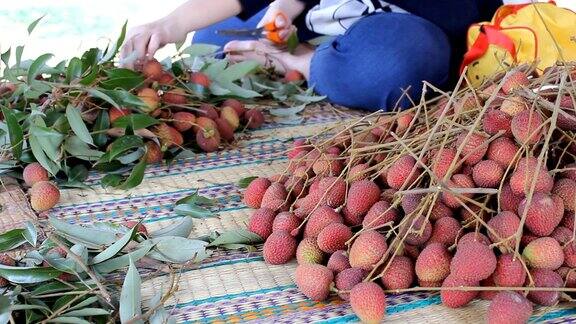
[242,65,576,323]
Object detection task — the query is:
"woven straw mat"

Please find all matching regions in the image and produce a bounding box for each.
[44,104,576,323]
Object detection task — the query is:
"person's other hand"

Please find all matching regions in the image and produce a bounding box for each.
[256,0,303,43]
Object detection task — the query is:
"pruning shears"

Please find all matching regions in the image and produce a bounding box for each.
[216,12,288,45]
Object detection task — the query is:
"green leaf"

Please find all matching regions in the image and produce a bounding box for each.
[291,93,326,103]
[65,57,82,84]
[286,32,299,54]
[119,258,142,324]
[29,124,64,163]
[30,281,75,296]
[150,217,193,239]
[11,304,50,312]
[86,88,120,109]
[63,308,110,317]
[49,217,118,248]
[68,164,89,183]
[65,296,99,312]
[0,265,61,283]
[91,224,138,264]
[147,237,209,263]
[219,61,260,83]
[23,222,37,247]
[27,15,45,35]
[29,133,60,175]
[104,135,143,162]
[46,317,91,324]
[237,176,258,188]
[27,53,53,84]
[203,60,228,80]
[112,114,158,130]
[0,228,26,252]
[117,158,147,190]
[64,136,104,161]
[93,243,154,274]
[208,229,262,247]
[174,204,215,219]
[101,68,145,90]
[181,44,220,57]
[175,192,216,206]
[1,107,23,159]
[15,46,24,68]
[92,110,110,147]
[99,89,146,109]
[0,295,10,324]
[219,81,262,98]
[269,104,306,117]
[101,174,122,188]
[66,105,94,145]
[1,48,10,67]
[100,20,128,63]
[116,148,144,165]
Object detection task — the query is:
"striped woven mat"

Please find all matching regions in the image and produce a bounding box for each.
[45,104,576,323]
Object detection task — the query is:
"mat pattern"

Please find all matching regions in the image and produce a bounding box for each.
[47,105,576,323]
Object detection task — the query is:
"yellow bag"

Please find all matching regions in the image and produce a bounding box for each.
[461,1,576,87]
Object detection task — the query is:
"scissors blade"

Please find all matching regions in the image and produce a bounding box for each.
[216,28,264,37]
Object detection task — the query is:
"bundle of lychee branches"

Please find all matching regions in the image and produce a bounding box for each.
[242,64,576,323]
[0,19,324,213]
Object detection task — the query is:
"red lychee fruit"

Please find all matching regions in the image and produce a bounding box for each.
[362,201,399,230]
[387,155,421,189]
[247,208,275,239]
[284,70,304,82]
[500,96,528,116]
[493,254,527,287]
[487,211,521,248]
[215,117,235,142]
[197,103,219,120]
[263,231,297,264]
[523,237,564,270]
[294,264,334,301]
[327,250,350,273]
[243,177,271,209]
[457,232,491,248]
[451,241,497,281]
[381,256,414,291]
[141,59,163,80]
[483,108,513,137]
[455,132,488,165]
[137,88,160,113]
[553,178,576,212]
[561,163,576,181]
[402,216,432,246]
[428,216,461,246]
[415,243,451,283]
[144,141,163,163]
[528,269,563,306]
[244,109,265,129]
[296,237,324,265]
[317,223,352,254]
[157,72,174,85]
[273,211,300,233]
[23,162,49,186]
[153,123,183,148]
[430,147,459,180]
[196,127,221,152]
[509,157,553,196]
[518,192,564,236]
[162,88,187,105]
[304,206,342,238]
[260,182,288,212]
[343,180,380,221]
[172,111,196,132]
[194,116,218,133]
[487,291,533,324]
[109,107,132,123]
[349,282,387,324]
[221,99,246,117]
[499,183,524,212]
[335,267,365,300]
[472,160,504,188]
[440,275,479,308]
[396,112,414,133]
[189,72,211,87]
[220,106,240,131]
[441,174,475,209]
[511,109,544,145]
[349,230,387,270]
[486,137,519,168]
[312,154,343,177]
[29,181,60,212]
[502,71,530,94]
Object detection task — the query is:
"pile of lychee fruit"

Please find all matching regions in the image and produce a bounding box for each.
[127,59,264,155]
[242,68,576,323]
[22,162,61,213]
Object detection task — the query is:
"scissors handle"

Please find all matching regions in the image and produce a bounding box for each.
[262,12,289,44]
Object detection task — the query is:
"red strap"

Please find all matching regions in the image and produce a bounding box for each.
[460,25,517,74]
[494,1,557,26]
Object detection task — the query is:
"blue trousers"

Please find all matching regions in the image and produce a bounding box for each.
[193,11,451,111]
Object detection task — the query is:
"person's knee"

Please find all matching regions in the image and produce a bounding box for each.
[309,13,451,111]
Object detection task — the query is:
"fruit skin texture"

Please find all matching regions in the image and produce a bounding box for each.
[487,211,521,248]
[553,178,576,211]
[196,128,221,153]
[335,267,365,300]
[349,230,387,270]
[362,200,399,229]
[518,193,564,237]
[23,162,49,186]
[343,180,380,220]
[511,109,544,145]
[142,59,163,80]
[486,137,519,168]
[263,231,297,264]
[381,256,414,290]
[272,211,300,233]
[296,238,324,265]
[441,174,475,209]
[162,88,187,105]
[30,181,60,212]
[198,104,219,119]
[387,155,421,189]
[284,70,304,82]
[451,241,497,281]
[528,269,563,306]
[472,160,503,188]
[428,217,461,246]
[222,99,246,117]
[172,111,196,132]
[455,132,488,165]
[189,72,211,87]
[509,157,553,195]
[215,118,235,142]
[483,108,512,137]
[430,147,458,180]
[499,183,524,212]
[316,223,352,254]
[304,206,342,238]
[522,237,564,270]
[493,254,526,287]
[247,208,275,240]
[327,250,350,273]
[137,88,159,113]
[220,106,240,131]
[349,282,386,324]
[294,264,334,301]
[243,177,271,209]
[109,107,132,123]
[415,243,451,283]
[154,123,184,149]
[123,220,149,236]
[244,109,265,129]
[144,141,163,163]
[440,275,479,308]
[487,291,533,324]
[457,232,491,248]
[502,71,530,94]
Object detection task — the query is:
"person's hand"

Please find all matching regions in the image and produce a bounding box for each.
[120,19,187,67]
[256,0,304,43]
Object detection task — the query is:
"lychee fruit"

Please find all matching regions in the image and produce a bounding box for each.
[317,223,352,254]
[502,71,530,94]
[483,108,513,137]
[440,275,479,308]
[196,127,221,152]
[487,291,533,324]
[137,88,159,113]
[441,174,475,209]
[294,264,334,301]
[304,206,342,238]
[153,123,183,148]
[312,154,343,177]
[220,106,240,131]
[263,231,297,264]
[455,132,488,165]
[144,141,163,164]
[401,193,423,215]
[457,232,491,248]
[222,99,246,117]
[552,178,576,212]
[429,201,454,221]
[415,243,451,283]
[23,162,49,186]
[247,208,275,240]
[486,137,519,168]
[402,216,432,246]
[561,163,576,181]
[528,269,563,306]
[335,267,365,300]
[283,69,304,82]
[430,147,459,180]
[509,157,554,195]
[500,96,528,116]
[215,117,235,142]
[29,181,60,212]
[518,192,563,236]
[244,109,265,129]
[157,72,174,85]
[194,116,218,133]
[273,211,300,233]
[396,112,414,133]
[493,254,527,287]
[142,59,163,80]
[189,72,211,87]
[387,155,421,189]
[487,211,521,248]
[428,216,461,246]
[317,177,347,208]
[348,163,369,181]
[451,240,497,281]
[343,180,380,221]
[349,230,387,271]
[324,251,349,273]
[162,88,187,105]
[172,111,196,132]
[511,110,544,145]
[349,282,386,324]
[381,256,414,291]
[260,182,288,212]
[523,237,564,270]
[197,103,219,119]
[243,177,271,209]
[472,160,504,188]
[109,107,131,123]
[296,237,324,265]
[499,183,524,212]
[362,201,399,230]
